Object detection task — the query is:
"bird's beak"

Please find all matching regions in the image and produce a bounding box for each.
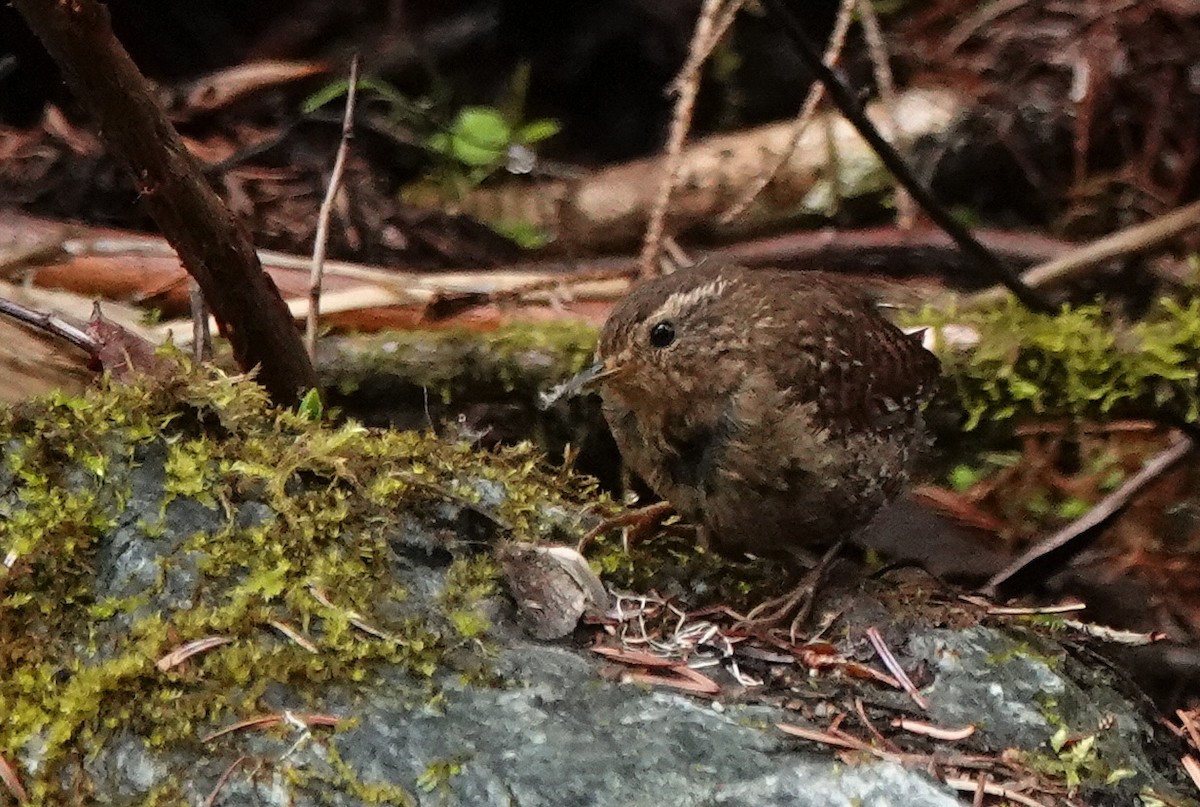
[538,357,623,409]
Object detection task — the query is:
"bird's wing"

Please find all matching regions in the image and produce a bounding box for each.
[776,283,940,436]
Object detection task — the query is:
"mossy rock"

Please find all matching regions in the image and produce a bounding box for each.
[0,368,1195,806]
[920,295,1200,432]
[317,296,1200,462]
[0,371,606,804]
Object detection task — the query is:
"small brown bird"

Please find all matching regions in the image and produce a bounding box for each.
[567,263,940,565]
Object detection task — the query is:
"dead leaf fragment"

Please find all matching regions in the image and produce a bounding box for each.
[497,542,611,639]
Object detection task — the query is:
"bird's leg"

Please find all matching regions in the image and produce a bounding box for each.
[576,500,676,554]
[736,540,845,637]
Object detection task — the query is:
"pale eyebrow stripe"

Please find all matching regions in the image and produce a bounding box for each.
[646,277,727,324]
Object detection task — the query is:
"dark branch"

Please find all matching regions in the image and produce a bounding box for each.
[12,0,320,405]
[760,0,1056,314]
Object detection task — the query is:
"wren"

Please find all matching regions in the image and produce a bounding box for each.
[572,263,940,563]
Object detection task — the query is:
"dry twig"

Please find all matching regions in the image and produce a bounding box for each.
[865,626,929,710]
[969,198,1200,308]
[943,777,1052,807]
[983,435,1194,595]
[201,712,341,744]
[155,636,233,672]
[856,0,915,227]
[307,55,360,358]
[200,755,249,807]
[12,0,319,404]
[720,0,855,222]
[759,0,1054,313]
[0,755,27,805]
[189,279,210,361]
[0,295,97,356]
[640,0,727,276]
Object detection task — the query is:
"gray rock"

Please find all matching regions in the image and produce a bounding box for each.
[0,387,1193,807]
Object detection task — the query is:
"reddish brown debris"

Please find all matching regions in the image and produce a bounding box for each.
[201,712,342,744]
[155,636,234,672]
[0,754,28,804]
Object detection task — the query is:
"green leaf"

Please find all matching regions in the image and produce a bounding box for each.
[1049,725,1069,753]
[947,464,983,492]
[297,388,324,422]
[1055,498,1090,520]
[446,107,512,167]
[302,79,353,114]
[490,220,554,250]
[302,76,409,115]
[515,119,560,144]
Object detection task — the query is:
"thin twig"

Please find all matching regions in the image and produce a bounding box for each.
[944,777,1053,807]
[969,198,1200,308]
[891,718,975,741]
[856,0,914,227]
[982,436,1194,595]
[669,0,747,94]
[1178,709,1200,753]
[12,0,319,404]
[0,754,28,805]
[1183,756,1200,795]
[853,697,899,752]
[958,598,1087,616]
[0,296,97,355]
[758,0,1054,313]
[640,0,726,277]
[1058,620,1166,646]
[971,773,987,807]
[201,755,248,807]
[307,54,360,358]
[944,0,1028,53]
[189,278,211,361]
[721,0,854,223]
[865,626,929,710]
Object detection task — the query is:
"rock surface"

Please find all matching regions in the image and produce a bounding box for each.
[0,376,1193,806]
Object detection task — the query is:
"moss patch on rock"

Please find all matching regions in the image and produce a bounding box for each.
[919,296,1200,431]
[320,297,1200,459]
[319,321,599,403]
[0,370,606,803]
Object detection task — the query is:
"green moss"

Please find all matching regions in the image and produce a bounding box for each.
[985,635,1063,670]
[163,437,220,506]
[441,555,500,640]
[915,296,1200,430]
[1022,726,1138,794]
[323,321,598,400]
[585,529,791,612]
[416,755,467,796]
[0,367,603,804]
[318,741,419,805]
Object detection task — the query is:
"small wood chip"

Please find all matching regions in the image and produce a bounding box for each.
[498,542,610,639]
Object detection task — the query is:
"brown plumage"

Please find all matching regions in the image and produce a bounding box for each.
[592,263,939,561]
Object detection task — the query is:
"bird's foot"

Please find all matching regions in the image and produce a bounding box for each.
[735,541,845,639]
[576,500,676,554]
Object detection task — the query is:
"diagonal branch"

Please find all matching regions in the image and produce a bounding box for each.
[12,0,319,405]
[759,0,1055,314]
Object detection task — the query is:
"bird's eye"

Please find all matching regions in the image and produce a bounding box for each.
[649,321,676,348]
